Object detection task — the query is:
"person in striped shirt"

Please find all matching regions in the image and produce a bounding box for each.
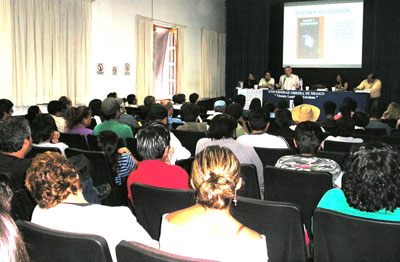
[276,66,300,90]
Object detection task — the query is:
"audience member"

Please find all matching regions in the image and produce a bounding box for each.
[353,111,369,130]
[145,105,191,164]
[88,99,103,128]
[233,95,246,108]
[382,102,400,128]
[275,121,342,186]
[127,122,189,204]
[196,114,263,185]
[249,98,262,111]
[107,92,117,98]
[25,105,41,124]
[225,103,249,137]
[0,99,13,122]
[318,142,400,220]
[323,116,363,145]
[366,100,391,135]
[237,109,289,149]
[244,72,257,88]
[172,94,186,110]
[293,95,303,107]
[291,104,320,124]
[139,95,156,119]
[334,97,356,120]
[319,101,337,127]
[65,106,93,137]
[269,109,295,138]
[97,131,137,186]
[207,100,226,120]
[93,97,133,143]
[263,100,276,114]
[58,96,72,118]
[177,103,207,132]
[189,93,199,104]
[126,94,138,108]
[277,99,289,110]
[31,114,69,155]
[161,101,184,129]
[26,152,156,261]
[0,182,12,212]
[160,145,268,261]
[0,117,33,189]
[118,101,140,129]
[47,100,66,132]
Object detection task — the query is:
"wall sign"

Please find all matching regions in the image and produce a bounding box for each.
[97,63,104,74]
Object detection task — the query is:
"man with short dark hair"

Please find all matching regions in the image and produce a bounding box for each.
[126,122,189,204]
[93,97,133,143]
[126,94,137,108]
[189,93,199,104]
[47,100,66,132]
[161,101,184,129]
[319,101,337,127]
[366,100,391,135]
[275,121,342,186]
[0,117,33,189]
[177,103,207,132]
[237,109,289,149]
[0,99,14,121]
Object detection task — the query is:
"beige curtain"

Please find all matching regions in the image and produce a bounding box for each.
[176,26,186,94]
[200,28,226,98]
[135,16,154,105]
[0,0,91,106]
[0,0,13,100]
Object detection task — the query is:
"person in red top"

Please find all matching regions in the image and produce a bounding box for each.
[127,122,190,204]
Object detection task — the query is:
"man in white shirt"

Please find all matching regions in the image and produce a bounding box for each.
[258,71,275,89]
[47,100,66,132]
[237,109,289,149]
[276,66,300,91]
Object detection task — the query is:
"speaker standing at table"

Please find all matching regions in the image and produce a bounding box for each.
[354,73,382,99]
[258,71,275,89]
[276,66,300,90]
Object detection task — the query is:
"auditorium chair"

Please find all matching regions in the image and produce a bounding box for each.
[263,166,332,237]
[65,148,124,206]
[116,241,214,262]
[231,197,307,262]
[172,122,184,129]
[237,164,261,199]
[254,147,295,168]
[130,183,196,240]
[282,137,297,150]
[125,137,141,161]
[175,157,194,176]
[323,140,362,152]
[316,150,347,169]
[59,133,89,150]
[352,128,387,136]
[87,134,124,151]
[17,220,112,262]
[25,146,61,159]
[313,208,400,262]
[171,130,207,156]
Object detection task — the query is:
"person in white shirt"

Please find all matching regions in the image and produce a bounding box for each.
[258,71,275,89]
[276,66,300,91]
[25,152,157,262]
[47,100,66,132]
[237,109,289,149]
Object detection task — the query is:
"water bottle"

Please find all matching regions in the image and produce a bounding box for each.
[299,78,303,90]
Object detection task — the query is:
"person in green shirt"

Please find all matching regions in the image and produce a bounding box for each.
[93,97,133,143]
[318,141,400,221]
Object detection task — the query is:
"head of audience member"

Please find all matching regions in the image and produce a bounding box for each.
[247,73,255,81]
[263,101,275,114]
[294,95,304,107]
[218,97,232,108]
[107,92,117,98]
[208,114,237,140]
[353,111,369,128]
[284,66,292,77]
[294,121,323,154]
[342,142,400,212]
[383,102,400,120]
[225,103,243,121]
[214,100,226,113]
[291,104,320,123]
[31,114,57,144]
[0,117,32,158]
[97,130,119,173]
[144,96,156,109]
[275,109,293,129]
[336,116,355,137]
[174,94,186,105]
[367,73,377,84]
[127,94,137,105]
[342,97,357,112]
[369,100,386,120]
[191,145,242,209]
[339,102,352,118]
[248,109,268,133]
[180,103,200,122]
[101,97,122,121]
[88,99,102,117]
[145,105,168,125]
[189,93,199,104]
[58,96,72,111]
[233,95,246,108]
[0,182,12,212]
[249,98,262,111]
[323,101,337,118]
[25,105,41,124]
[47,100,63,117]
[26,152,84,209]
[65,106,92,130]
[264,71,272,80]
[0,99,14,121]
[161,101,174,117]
[277,99,289,110]
[136,122,172,162]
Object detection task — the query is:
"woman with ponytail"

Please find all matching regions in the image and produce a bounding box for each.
[159,145,268,261]
[65,106,93,137]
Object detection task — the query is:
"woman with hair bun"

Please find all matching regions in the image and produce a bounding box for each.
[65,106,93,137]
[160,145,268,261]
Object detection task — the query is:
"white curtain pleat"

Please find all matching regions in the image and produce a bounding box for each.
[218,33,226,96]
[177,26,186,94]
[0,0,13,100]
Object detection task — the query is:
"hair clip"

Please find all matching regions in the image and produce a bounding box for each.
[208,191,213,199]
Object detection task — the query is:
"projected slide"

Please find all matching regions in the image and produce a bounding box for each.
[283,1,364,68]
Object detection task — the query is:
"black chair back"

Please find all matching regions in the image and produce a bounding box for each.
[116,241,214,262]
[238,164,261,199]
[254,147,295,168]
[175,157,194,176]
[313,208,400,262]
[352,128,386,136]
[316,151,347,169]
[59,133,89,150]
[131,183,196,240]
[172,122,184,129]
[25,146,61,159]
[125,137,141,161]
[17,220,112,262]
[171,130,207,156]
[87,134,124,151]
[323,140,361,152]
[264,166,333,237]
[231,197,307,262]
